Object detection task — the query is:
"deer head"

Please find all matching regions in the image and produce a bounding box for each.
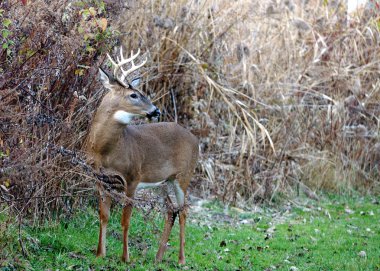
[98,47,160,124]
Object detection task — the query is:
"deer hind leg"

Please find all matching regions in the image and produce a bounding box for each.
[173,179,188,264]
[155,196,178,263]
[178,207,187,264]
[97,188,111,257]
[121,183,137,263]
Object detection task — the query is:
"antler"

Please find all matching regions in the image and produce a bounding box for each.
[107,47,147,83]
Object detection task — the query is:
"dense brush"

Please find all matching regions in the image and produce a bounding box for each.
[0,0,379,220]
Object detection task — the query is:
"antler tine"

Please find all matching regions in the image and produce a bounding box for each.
[119,55,147,82]
[107,53,123,81]
[107,47,146,82]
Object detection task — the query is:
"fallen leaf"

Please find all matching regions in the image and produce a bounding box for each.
[68,252,86,259]
[324,210,331,219]
[266,226,276,234]
[231,207,244,213]
[310,236,317,242]
[240,219,251,224]
[345,208,354,214]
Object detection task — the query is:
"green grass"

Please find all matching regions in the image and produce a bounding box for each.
[1,195,380,270]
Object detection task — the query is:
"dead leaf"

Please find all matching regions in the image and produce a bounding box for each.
[266,226,276,234]
[98,18,107,31]
[264,233,272,240]
[68,252,86,259]
[324,209,331,220]
[88,7,96,16]
[345,208,354,214]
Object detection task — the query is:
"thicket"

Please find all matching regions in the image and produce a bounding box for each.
[0,0,379,222]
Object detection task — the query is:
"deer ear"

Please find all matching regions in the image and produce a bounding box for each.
[99,68,116,90]
[130,77,141,88]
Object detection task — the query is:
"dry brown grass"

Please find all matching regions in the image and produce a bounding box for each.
[0,0,379,219]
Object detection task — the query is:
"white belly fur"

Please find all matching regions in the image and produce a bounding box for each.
[136,180,185,208]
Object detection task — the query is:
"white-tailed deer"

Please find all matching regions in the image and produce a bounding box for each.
[87,47,198,264]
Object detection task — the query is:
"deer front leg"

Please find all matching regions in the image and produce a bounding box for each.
[121,204,132,262]
[121,183,137,262]
[97,192,111,257]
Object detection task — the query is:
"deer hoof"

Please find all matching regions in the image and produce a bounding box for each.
[121,254,130,263]
[155,255,163,264]
[96,251,105,258]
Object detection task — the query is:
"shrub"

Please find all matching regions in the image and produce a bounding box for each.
[0,0,379,222]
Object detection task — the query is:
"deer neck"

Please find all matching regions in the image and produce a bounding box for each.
[89,109,126,156]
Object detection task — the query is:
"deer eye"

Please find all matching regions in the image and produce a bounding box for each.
[130,93,138,99]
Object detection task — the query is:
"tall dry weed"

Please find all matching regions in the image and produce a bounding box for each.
[0,0,379,221]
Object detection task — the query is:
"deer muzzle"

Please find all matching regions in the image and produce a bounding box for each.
[146,107,161,120]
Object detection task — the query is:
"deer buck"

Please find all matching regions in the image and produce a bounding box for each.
[86,47,199,264]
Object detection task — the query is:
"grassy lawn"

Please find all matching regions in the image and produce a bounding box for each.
[1,195,380,270]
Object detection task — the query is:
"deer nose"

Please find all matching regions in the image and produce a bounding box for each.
[146,107,161,120]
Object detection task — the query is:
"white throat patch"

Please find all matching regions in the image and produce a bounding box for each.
[113,110,135,124]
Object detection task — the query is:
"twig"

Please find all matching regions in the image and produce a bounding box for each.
[170,88,178,123]
[18,216,28,258]
[0,194,91,204]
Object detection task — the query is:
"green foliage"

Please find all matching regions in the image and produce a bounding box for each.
[75,0,113,57]
[0,214,31,270]
[1,196,379,270]
[0,9,14,58]
[0,151,8,158]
